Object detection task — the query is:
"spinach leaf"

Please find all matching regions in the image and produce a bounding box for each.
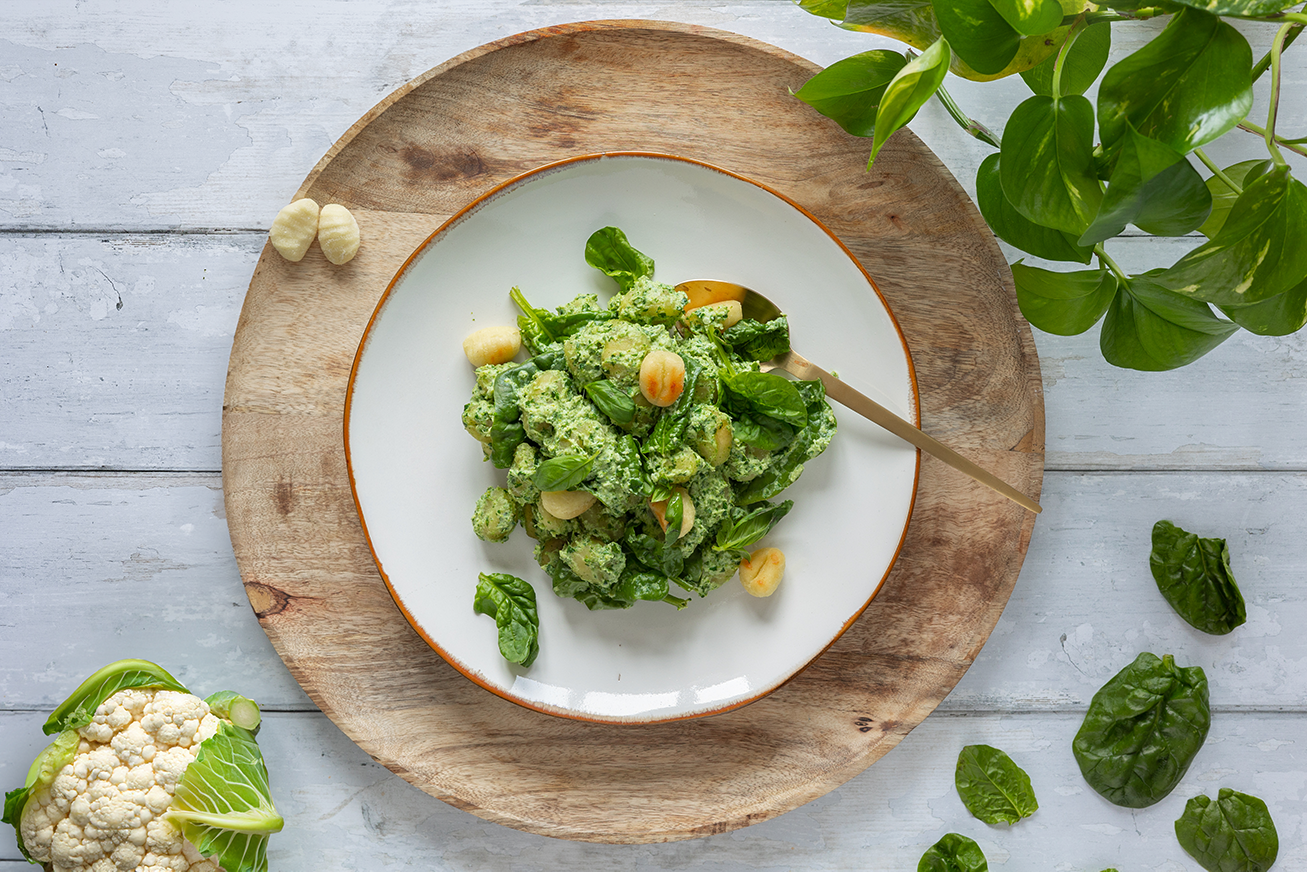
[584,226,655,291]
[1000,94,1103,235]
[976,155,1094,265]
[584,380,636,424]
[663,491,685,544]
[644,410,688,458]
[869,36,950,163]
[1078,124,1212,245]
[1175,788,1279,872]
[954,744,1039,825]
[625,530,685,579]
[736,380,837,504]
[1072,652,1210,808]
[1013,264,1117,336]
[533,453,597,492]
[714,500,794,556]
[731,414,796,451]
[510,287,613,350]
[918,832,988,872]
[1150,520,1247,635]
[1099,273,1237,371]
[1020,21,1110,97]
[489,351,561,468]
[473,572,540,667]
[1097,8,1253,155]
[792,50,909,137]
[722,371,809,428]
[723,316,792,361]
[611,434,651,496]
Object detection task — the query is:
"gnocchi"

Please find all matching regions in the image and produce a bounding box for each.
[463,324,522,367]
[540,489,596,520]
[739,547,785,597]
[317,203,361,265]
[268,198,320,262]
[638,349,686,407]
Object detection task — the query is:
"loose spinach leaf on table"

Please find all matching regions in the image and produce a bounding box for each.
[473,572,540,667]
[1175,788,1279,872]
[954,744,1039,825]
[584,226,655,292]
[918,832,988,872]
[1072,652,1210,808]
[1150,520,1247,635]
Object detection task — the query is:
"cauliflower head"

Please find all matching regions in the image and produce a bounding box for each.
[21,688,223,872]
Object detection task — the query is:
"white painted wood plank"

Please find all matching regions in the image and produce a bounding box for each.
[3,470,1304,712]
[3,234,1307,472]
[2,709,1303,867]
[1,2,1302,230]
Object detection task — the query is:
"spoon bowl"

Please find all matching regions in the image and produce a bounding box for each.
[675,280,1042,514]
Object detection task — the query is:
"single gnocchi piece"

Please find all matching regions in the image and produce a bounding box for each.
[269,198,320,262]
[685,299,743,329]
[682,281,746,310]
[739,547,785,597]
[317,203,361,265]
[650,487,695,540]
[540,489,596,520]
[463,325,522,367]
[639,349,686,407]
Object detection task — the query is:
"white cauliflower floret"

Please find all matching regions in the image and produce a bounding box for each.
[20,688,222,872]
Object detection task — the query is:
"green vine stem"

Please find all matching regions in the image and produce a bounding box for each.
[1262,23,1295,165]
[933,82,1001,148]
[1238,120,1307,157]
[1195,148,1243,195]
[1252,20,1302,81]
[1051,19,1087,100]
[1095,244,1130,286]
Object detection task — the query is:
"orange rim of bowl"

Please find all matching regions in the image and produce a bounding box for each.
[342,151,921,725]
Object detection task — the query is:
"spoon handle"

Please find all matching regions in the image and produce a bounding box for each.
[773,351,1042,514]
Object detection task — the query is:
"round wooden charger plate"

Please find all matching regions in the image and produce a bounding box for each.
[222,20,1044,844]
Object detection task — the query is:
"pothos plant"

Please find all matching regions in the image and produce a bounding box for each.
[793,0,1307,371]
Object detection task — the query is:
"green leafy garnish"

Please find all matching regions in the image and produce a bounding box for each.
[1175,788,1279,872]
[473,572,541,667]
[1072,652,1210,808]
[533,453,598,492]
[44,658,189,735]
[714,501,794,557]
[584,226,655,291]
[1150,520,1247,635]
[918,832,989,872]
[722,316,792,361]
[165,722,284,872]
[954,744,1039,824]
[583,380,636,424]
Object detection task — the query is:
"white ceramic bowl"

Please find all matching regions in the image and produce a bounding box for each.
[345,153,919,724]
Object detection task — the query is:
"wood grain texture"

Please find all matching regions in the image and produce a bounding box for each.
[221,21,1042,842]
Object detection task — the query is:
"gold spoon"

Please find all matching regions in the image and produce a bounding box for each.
[675,280,1042,515]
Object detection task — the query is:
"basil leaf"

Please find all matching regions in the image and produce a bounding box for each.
[44,658,189,735]
[723,371,809,428]
[793,50,909,137]
[1000,94,1103,235]
[1,729,80,862]
[714,500,794,555]
[1155,165,1307,307]
[584,380,636,425]
[165,722,284,872]
[473,572,540,667]
[933,0,1018,76]
[1021,21,1110,97]
[1175,788,1279,872]
[1079,125,1212,245]
[1150,520,1247,635]
[1100,273,1237,371]
[723,316,792,361]
[1221,276,1307,336]
[1013,264,1117,336]
[664,491,685,543]
[1072,652,1211,808]
[988,0,1062,37]
[533,453,597,492]
[918,832,988,872]
[954,744,1039,825]
[1097,8,1253,155]
[1199,160,1273,238]
[737,380,837,504]
[977,155,1093,264]
[869,36,950,164]
[585,226,655,292]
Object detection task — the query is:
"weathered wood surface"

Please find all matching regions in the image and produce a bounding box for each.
[222,21,1043,842]
[3,0,1305,864]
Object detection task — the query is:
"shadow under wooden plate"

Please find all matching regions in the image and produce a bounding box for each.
[221,20,1044,843]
